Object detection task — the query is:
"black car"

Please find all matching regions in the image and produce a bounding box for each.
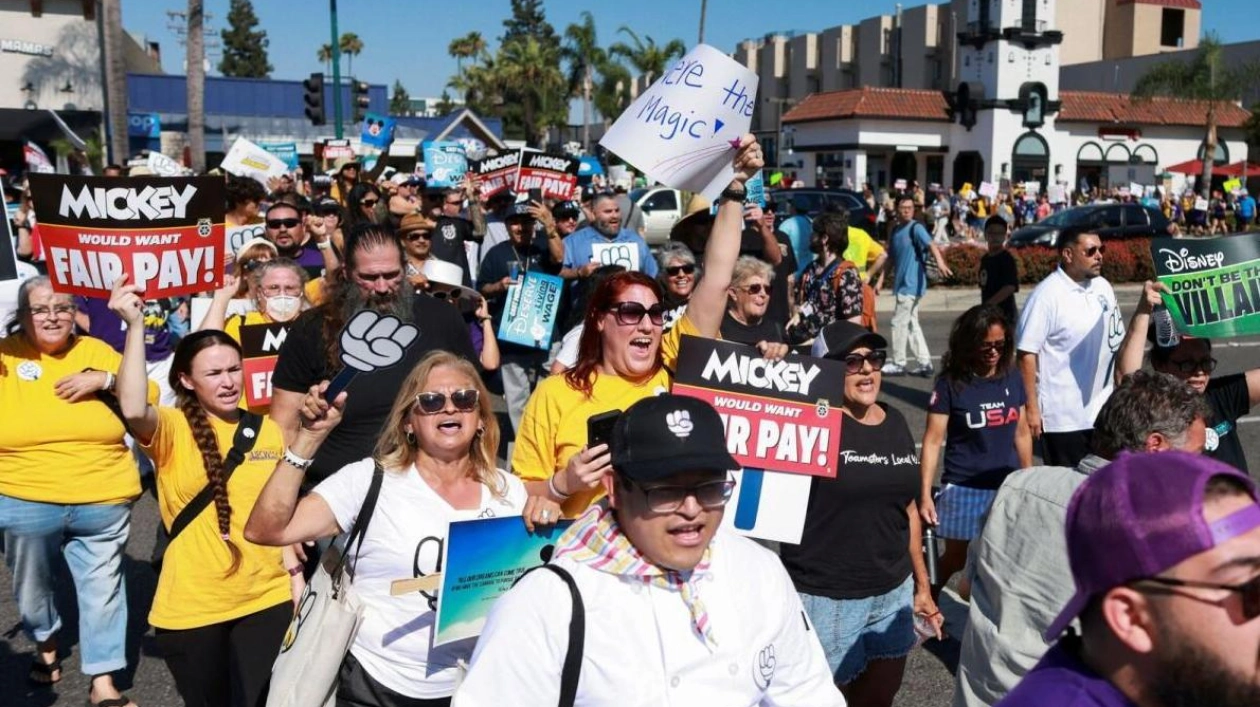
[1008,203,1171,247]
[768,188,878,236]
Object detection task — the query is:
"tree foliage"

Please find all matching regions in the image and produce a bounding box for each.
[218,0,272,78]
[609,27,686,84]
[317,43,333,74]
[389,80,411,115]
[339,32,364,76]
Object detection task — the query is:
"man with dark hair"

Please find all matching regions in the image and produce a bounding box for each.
[954,370,1210,707]
[102,164,124,178]
[786,211,865,347]
[457,395,843,705]
[1016,229,1124,467]
[979,215,1019,324]
[269,227,477,485]
[262,202,334,279]
[883,195,952,377]
[998,452,1260,706]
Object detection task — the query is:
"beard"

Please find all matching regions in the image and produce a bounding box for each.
[335,276,415,324]
[593,219,620,238]
[1147,630,1260,707]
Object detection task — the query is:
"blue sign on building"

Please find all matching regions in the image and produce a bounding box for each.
[127,112,160,138]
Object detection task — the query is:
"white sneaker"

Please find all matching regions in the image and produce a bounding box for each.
[881,362,907,376]
[911,363,935,378]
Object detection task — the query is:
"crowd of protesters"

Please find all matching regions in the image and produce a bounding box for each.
[3,127,1260,707]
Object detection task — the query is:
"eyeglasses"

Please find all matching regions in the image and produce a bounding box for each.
[1135,574,1260,621]
[403,231,433,241]
[622,477,737,514]
[842,350,888,374]
[738,283,772,296]
[1082,245,1106,257]
[666,264,697,276]
[261,284,303,296]
[29,304,76,319]
[978,340,1007,353]
[607,301,666,326]
[1168,357,1217,374]
[266,218,301,229]
[413,388,479,415]
[360,199,379,208]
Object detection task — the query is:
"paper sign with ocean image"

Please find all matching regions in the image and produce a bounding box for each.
[498,271,564,349]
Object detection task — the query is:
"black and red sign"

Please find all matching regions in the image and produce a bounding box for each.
[671,336,845,478]
[239,321,291,407]
[471,150,521,199]
[514,149,579,201]
[26,175,226,299]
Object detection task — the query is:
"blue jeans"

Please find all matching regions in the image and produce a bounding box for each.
[0,494,132,675]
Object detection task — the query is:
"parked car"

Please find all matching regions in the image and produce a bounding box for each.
[768,188,879,236]
[627,186,686,246]
[1008,203,1172,247]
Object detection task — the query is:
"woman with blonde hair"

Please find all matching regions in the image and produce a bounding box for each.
[721,255,788,358]
[246,350,560,706]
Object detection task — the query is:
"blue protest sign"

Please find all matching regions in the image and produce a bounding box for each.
[498,271,563,349]
[261,142,299,171]
[423,141,469,189]
[360,113,396,151]
[745,170,766,207]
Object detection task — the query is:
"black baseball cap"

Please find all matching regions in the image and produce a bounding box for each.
[611,395,739,483]
[812,320,887,360]
[552,200,581,218]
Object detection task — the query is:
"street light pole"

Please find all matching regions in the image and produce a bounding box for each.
[329,0,343,138]
[698,0,708,44]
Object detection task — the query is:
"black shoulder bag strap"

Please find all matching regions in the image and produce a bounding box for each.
[166,410,263,541]
[513,564,585,707]
[336,461,386,581]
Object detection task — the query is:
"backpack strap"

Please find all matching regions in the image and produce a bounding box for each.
[167,410,263,542]
[513,564,585,707]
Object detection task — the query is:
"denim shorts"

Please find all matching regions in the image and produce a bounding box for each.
[799,575,915,685]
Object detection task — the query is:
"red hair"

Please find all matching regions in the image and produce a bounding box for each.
[564,271,665,397]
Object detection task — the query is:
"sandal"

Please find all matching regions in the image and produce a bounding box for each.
[86,696,136,707]
[28,655,61,685]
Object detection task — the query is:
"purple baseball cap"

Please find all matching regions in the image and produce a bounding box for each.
[1045,450,1260,641]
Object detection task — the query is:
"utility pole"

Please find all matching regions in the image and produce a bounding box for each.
[329,0,344,138]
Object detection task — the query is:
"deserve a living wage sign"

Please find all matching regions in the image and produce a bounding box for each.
[498,271,563,349]
[239,321,290,407]
[1152,234,1260,338]
[27,175,225,299]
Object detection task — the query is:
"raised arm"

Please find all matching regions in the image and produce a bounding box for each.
[107,275,160,442]
[684,135,764,338]
[197,273,238,332]
[1117,280,1163,380]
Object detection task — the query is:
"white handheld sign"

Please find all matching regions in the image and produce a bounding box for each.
[221,137,290,189]
[323,310,420,401]
[599,44,759,201]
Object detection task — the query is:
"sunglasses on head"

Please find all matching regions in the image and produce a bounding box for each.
[607,301,666,326]
[413,388,479,415]
[267,218,301,229]
[842,350,888,374]
[666,264,696,276]
[1136,574,1260,621]
[739,283,771,296]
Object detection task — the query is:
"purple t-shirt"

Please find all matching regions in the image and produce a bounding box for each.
[280,241,326,279]
[76,295,174,361]
[997,641,1137,706]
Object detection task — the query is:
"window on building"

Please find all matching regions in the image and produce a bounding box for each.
[1161,9,1185,48]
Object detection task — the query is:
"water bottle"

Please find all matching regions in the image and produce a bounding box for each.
[1153,304,1180,348]
[923,525,940,587]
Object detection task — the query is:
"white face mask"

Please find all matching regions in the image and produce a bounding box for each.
[265,295,301,321]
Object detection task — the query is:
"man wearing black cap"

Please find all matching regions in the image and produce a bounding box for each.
[457,395,842,705]
[262,201,336,280]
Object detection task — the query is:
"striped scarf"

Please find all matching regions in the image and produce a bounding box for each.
[554,502,717,650]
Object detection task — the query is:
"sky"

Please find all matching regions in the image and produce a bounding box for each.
[123,0,1260,100]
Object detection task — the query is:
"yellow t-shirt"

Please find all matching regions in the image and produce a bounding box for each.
[513,316,699,517]
[143,407,290,629]
[0,335,144,505]
[224,310,271,343]
[842,227,885,281]
[304,278,325,306]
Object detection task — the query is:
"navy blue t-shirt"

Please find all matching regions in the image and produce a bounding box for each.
[929,368,1027,489]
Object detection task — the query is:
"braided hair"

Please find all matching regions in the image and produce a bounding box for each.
[168,329,245,575]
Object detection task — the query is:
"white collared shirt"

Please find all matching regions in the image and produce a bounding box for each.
[454,530,844,707]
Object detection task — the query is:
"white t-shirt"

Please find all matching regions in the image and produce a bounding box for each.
[454,530,843,707]
[314,458,528,699]
[1016,267,1125,433]
[0,261,39,334]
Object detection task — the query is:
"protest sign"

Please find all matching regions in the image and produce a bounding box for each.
[225,222,266,257]
[979,181,998,199]
[894,178,907,191]
[722,468,811,544]
[238,321,290,407]
[470,150,521,199]
[222,137,288,188]
[318,139,355,172]
[1129,182,1144,197]
[0,211,18,282]
[261,142,300,172]
[1025,180,1041,196]
[599,44,759,201]
[1047,184,1067,204]
[423,141,469,189]
[498,271,564,349]
[434,516,572,646]
[146,151,185,177]
[360,113,395,151]
[590,241,641,272]
[24,141,54,174]
[1194,197,1210,211]
[26,174,226,298]
[745,170,766,208]
[1152,234,1260,338]
[514,149,579,200]
[1224,177,1242,194]
[671,336,845,477]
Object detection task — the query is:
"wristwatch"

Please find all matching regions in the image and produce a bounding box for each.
[719,186,748,202]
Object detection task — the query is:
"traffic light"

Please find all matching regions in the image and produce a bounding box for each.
[352,79,371,123]
[303,72,325,126]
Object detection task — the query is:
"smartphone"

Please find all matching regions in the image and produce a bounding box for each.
[586,409,622,449]
[528,188,543,204]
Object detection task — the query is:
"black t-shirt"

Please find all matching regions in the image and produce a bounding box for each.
[979,249,1019,325]
[271,295,478,483]
[737,228,797,331]
[475,239,561,349]
[720,310,783,346]
[780,403,920,599]
[433,216,475,287]
[1205,373,1252,474]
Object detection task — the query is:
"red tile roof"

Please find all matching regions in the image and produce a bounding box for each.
[1116,0,1201,8]
[782,87,951,124]
[1058,90,1251,128]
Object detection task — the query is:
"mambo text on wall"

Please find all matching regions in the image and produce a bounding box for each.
[27,175,226,299]
[1153,235,1260,339]
[672,336,845,478]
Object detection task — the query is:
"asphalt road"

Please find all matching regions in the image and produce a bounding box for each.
[3,301,1258,707]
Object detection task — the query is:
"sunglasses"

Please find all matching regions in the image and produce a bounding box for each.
[431,288,462,300]
[361,199,380,208]
[413,388,479,415]
[842,350,888,374]
[666,264,697,276]
[267,218,301,229]
[621,477,736,514]
[1168,357,1217,374]
[1136,574,1260,620]
[607,301,666,326]
[978,340,1007,353]
[403,231,433,241]
[1082,245,1106,257]
[739,283,772,296]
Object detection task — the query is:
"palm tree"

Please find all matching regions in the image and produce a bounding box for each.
[594,60,633,131]
[562,12,606,153]
[609,27,686,85]
[317,43,334,75]
[1132,33,1260,198]
[187,0,206,173]
[339,32,364,77]
[101,0,127,164]
[498,36,566,147]
[448,31,487,100]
